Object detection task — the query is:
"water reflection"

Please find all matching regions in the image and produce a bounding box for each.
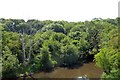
[33,62,103,78]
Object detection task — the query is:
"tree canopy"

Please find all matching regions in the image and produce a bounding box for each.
[1,18,119,79]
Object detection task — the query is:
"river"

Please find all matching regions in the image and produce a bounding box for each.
[33,62,103,78]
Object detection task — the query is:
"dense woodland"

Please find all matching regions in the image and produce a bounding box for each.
[0,18,120,79]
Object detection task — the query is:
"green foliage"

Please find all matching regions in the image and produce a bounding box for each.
[40,46,56,71]
[43,40,61,55]
[2,46,19,78]
[40,30,54,40]
[1,18,119,78]
[95,48,120,78]
[101,69,120,79]
[70,25,86,32]
[42,23,65,34]
[50,32,66,42]
[63,22,75,34]
[61,36,73,46]
[30,53,42,72]
[61,44,79,67]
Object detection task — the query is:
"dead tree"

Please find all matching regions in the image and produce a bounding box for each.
[19,25,34,67]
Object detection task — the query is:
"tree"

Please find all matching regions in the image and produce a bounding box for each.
[50,32,66,42]
[2,46,19,78]
[27,19,44,30]
[1,18,119,78]
[40,46,56,71]
[61,44,79,67]
[42,23,66,34]
[63,22,75,34]
[94,48,120,78]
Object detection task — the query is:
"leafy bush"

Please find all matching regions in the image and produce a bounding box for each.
[2,46,19,78]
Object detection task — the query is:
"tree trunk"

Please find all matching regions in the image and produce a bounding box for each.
[28,37,33,64]
[20,33,26,67]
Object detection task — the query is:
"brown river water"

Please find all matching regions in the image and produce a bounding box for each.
[33,62,103,78]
